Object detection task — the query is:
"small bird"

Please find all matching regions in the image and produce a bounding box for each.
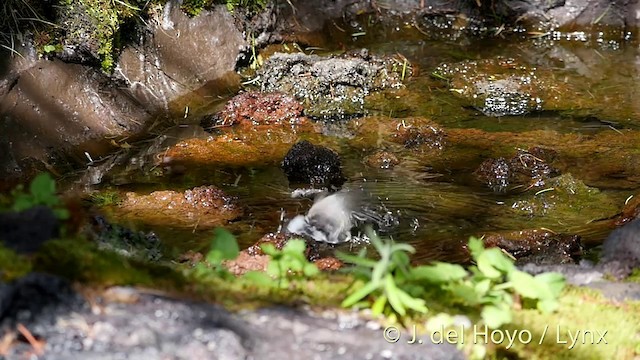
[286,191,357,244]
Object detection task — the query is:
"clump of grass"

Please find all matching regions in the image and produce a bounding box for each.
[0,0,55,56]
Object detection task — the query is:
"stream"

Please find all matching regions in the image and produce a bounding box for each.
[88,15,640,264]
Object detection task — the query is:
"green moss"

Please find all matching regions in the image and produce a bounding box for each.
[0,244,32,282]
[501,285,640,359]
[36,237,181,287]
[181,0,215,16]
[89,190,122,206]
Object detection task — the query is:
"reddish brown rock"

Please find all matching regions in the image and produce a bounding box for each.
[224,252,270,276]
[364,151,400,169]
[117,185,242,228]
[201,91,308,129]
[392,118,446,149]
[314,257,343,271]
[228,232,340,275]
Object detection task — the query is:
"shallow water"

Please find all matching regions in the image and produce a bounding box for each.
[97,17,640,263]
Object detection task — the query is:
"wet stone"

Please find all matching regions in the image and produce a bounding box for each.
[393,121,446,149]
[281,141,345,188]
[433,57,568,117]
[474,148,559,193]
[483,229,583,265]
[364,151,400,169]
[257,51,408,120]
[118,186,242,228]
[474,157,511,193]
[89,215,163,262]
[200,91,306,130]
[599,218,640,279]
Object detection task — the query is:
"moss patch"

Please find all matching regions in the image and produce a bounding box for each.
[502,285,640,359]
[0,244,32,282]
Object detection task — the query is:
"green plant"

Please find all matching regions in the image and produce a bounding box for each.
[254,239,319,288]
[89,190,121,206]
[225,0,268,13]
[192,227,240,278]
[9,172,69,220]
[338,230,428,319]
[339,233,565,328]
[412,237,565,328]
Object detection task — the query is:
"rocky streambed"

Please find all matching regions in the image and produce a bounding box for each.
[3,0,640,359]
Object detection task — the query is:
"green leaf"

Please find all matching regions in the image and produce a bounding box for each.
[283,239,306,256]
[266,260,282,278]
[534,272,566,297]
[449,283,481,304]
[537,298,560,313]
[206,228,239,265]
[468,236,485,258]
[243,271,274,286]
[384,274,406,316]
[336,251,377,268]
[474,278,491,296]
[509,271,551,300]
[411,262,468,283]
[30,173,56,201]
[11,195,34,212]
[481,304,512,328]
[303,263,319,277]
[476,251,502,279]
[44,44,57,53]
[371,254,390,284]
[371,294,388,315]
[395,288,428,314]
[53,208,70,220]
[261,243,278,256]
[342,281,379,308]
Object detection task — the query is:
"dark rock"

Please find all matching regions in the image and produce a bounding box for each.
[0,273,83,324]
[281,141,345,188]
[0,206,59,254]
[2,282,464,359]
[89,215,162,262]
[599,218,640,279]
[474,148,559,193]
[474,157,511,193]
[483,230,583,265]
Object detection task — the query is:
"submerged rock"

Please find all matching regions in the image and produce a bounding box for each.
[433,57,570,117]
[281,141,345,188]
[474,147,559,193]
[117,185,242,228]
[509,173,617,219]
[364,151,400,169]
[257,51,409,120]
